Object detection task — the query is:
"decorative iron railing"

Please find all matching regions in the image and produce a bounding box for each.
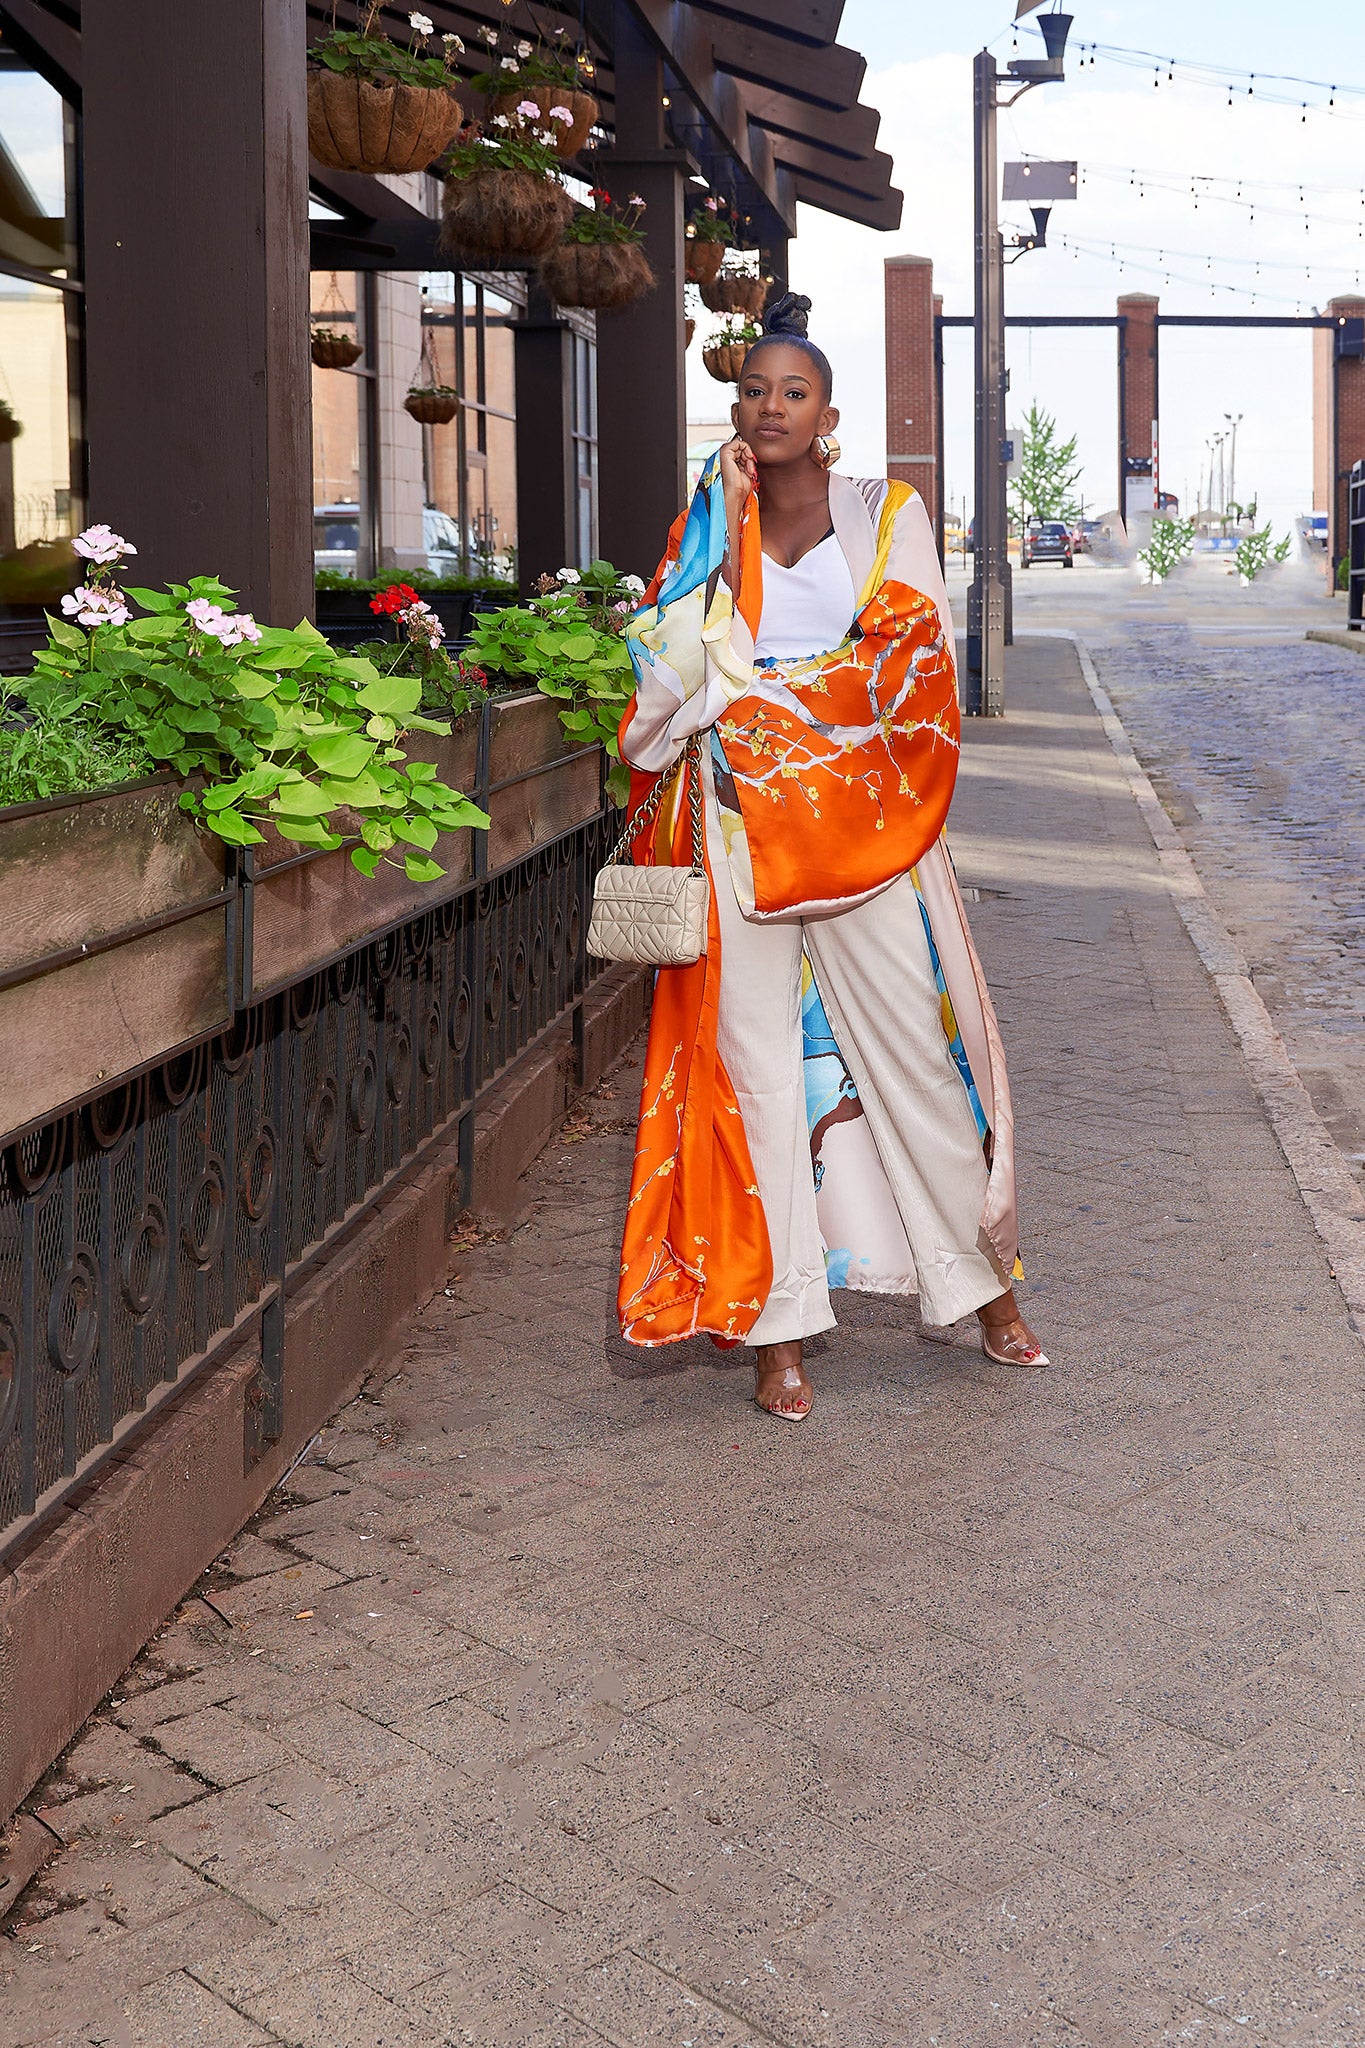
[0,807,615,1561]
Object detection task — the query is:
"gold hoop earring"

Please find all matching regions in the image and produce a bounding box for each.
[812,434,840,471]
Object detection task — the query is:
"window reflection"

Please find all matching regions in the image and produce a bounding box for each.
[419,271,517,580]
[310,270,373,579]
[0,45,81,627]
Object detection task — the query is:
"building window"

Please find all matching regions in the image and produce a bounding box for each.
[310,268,376,580]
[0,33,83,619]
[421,271,519,580]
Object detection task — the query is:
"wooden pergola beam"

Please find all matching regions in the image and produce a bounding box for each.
[706,15,866,110]
[690,0,845,42]
[730,79,880,161]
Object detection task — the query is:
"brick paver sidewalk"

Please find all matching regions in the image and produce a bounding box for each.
[5,637,1364,2047]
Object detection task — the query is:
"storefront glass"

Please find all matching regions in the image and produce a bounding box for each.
[0,39,82,623]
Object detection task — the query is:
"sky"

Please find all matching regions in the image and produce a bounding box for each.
[687,1,1365,539]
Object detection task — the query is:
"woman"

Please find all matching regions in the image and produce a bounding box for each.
[615,294,1046,1419]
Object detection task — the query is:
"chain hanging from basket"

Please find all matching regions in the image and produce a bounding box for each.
[311,271,364,370]
[404,321,458,426]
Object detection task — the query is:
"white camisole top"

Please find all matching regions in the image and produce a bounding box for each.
[753,531,857,661]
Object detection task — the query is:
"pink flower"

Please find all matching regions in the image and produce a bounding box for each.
[516,98,541,118]
[61,583,129,627]
[547,104,574,124]
[72,523,136,565]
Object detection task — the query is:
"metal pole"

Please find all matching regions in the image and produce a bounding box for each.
[966,48,1004,716]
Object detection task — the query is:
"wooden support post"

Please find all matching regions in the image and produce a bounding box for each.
[594,2,686,578]
[515,280,576,594]
[81,0,313,625]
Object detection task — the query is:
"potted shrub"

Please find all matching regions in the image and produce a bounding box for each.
[473,24,599,157]
[541,189,654,311]
[315,569,516,650]
[703,319,761,384]
[405,382,458,424]
[464,559,644,804]
[441,102,572,267]
[12,525,488,882]
[309,6,465,176]
[311,326,363,369]
[685,195,734,287]
[700,265,769,319]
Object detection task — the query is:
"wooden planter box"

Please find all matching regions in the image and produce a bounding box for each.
[0,780,233,1140]
[0,693,601,1139]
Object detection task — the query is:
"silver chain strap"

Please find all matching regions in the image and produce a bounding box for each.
[606,732,705,876]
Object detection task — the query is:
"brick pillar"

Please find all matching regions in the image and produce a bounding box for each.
[1321,295,1365,569]
[1116,292,1158,542]
[884,255,938,525]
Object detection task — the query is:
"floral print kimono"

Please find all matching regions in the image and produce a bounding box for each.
[614,454,1018,1347]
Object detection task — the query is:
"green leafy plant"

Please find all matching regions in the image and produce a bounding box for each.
[315,568,515,595]
[0,679,152,808]
[686,195,735,247]
[1010,402,1083,527]
[468,23,583,94]
[444,119,562,183]
[709,317,761,350]
[11,526,489,880]
[310,6,466,90]
[567,189,647,245]
[463,559,643,800]
[1136,515,1196,582]
[345,637,492,718]
[1234,525,1292,582]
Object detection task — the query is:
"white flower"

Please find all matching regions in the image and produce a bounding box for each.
[409,12,434,34]
[628,193,646,208]
[61,583,129,627]
[534,129,554,145]
[492,114,511,128]
[547,104,574,124]
[557,567,581,584]
[500,56,520,71]
[516,98,541,118]
[516,39,533,57]
[480,24,498,44]
[442,33,464,53]
[618,573,646,595]
[72,522,136,565]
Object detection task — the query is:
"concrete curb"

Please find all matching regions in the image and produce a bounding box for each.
[1046,628,1365,1327]
[1306,627,1365,655]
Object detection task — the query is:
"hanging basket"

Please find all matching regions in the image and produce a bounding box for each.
[307,69,462,175]
[703,340,751,384]
[684,241,726,288]
[700,269,767,319]
[441,166,573,266]
[405,387,458,425]
[490,85,599,157]
[541,240,654,311]
[311,329,363,370]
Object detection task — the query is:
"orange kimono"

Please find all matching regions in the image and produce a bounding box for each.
[615,460,1017,1346]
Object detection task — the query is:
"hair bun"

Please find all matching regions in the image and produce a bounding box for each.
[762,291,812,338]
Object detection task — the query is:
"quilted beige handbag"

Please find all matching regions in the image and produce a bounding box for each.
[587,734,709,967]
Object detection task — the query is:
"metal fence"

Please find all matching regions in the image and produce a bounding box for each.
[0,806,615,1560]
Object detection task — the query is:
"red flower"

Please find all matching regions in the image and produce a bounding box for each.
[369,582,420,616]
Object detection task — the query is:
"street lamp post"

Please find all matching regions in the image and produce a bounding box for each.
[965,13,1072,716]
[1224,411,1242,521]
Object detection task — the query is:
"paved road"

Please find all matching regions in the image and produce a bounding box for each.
[958,552,1365,1180]
[5,637,1365,2047]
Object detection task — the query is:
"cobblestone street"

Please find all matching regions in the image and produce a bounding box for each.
[6,634,1365,2046]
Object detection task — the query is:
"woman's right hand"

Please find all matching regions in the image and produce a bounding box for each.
[719,434,758,511]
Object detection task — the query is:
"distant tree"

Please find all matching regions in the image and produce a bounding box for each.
[1011,402,1084,527]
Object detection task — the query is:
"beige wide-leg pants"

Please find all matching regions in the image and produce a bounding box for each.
[707,785,1007,1345]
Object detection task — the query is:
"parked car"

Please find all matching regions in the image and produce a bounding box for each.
[1021,520,1073,568]
[312,503,469,579]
